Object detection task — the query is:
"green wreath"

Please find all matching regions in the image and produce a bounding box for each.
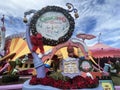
[30,6,75,46]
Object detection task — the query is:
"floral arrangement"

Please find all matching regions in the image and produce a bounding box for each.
[29,75,99,89]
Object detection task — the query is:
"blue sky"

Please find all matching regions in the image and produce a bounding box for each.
[0,0,120,48]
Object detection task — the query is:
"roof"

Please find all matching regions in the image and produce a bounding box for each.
[88,43,120,58]
[88,43,117,50]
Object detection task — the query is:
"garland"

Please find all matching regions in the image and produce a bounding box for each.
[30,6,75,46]
[29,75,99,89]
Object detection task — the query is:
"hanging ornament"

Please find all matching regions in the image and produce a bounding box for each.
[23,16,28,23]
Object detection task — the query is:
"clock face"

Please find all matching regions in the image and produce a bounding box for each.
[81,61,91,69]
[36,12,70,40]
[30,6,75,46]
[79,60,92,72]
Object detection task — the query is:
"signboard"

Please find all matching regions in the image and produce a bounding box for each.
[62,57,80,78]
[36,12,69,40]
[100,80,115,90]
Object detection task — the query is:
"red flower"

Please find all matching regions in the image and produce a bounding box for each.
[40,77,54,86]
[85,76,92,81]
[71,84,77,89]
[29,75,37,85]
[85,77,99,88]
[62,81,71,89]
[72,76,85,83]
[29,75,99,89]
[93,78,99,84]
[52,80,63,88]
[77,81,86,88]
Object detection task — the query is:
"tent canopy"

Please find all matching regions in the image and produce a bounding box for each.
[88,43,120,58]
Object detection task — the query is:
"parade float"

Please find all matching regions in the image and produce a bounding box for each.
[0,2,116,90]
[21,4,114,90]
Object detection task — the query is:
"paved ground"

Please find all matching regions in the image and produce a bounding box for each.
[0,84,23,90]
[0,75,31,79]
[0,75,31,90]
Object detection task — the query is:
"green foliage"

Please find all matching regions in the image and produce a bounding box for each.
[16,58,22,65]
[2,75,19,83]
[9,61,16,74]
[9,61,16,68]
[49,72,70,81]
[115,63,120,72]
[111,62,120,74]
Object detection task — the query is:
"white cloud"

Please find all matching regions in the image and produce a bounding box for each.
[0,0,120,48]
[0,0,64,16]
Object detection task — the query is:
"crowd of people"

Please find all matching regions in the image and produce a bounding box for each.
[93,57,120,74]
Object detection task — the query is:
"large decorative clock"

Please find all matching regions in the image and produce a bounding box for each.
[30,6,75,46]
[79,60,93,72]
